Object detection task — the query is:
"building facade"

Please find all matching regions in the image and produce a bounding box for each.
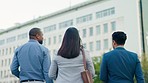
[0,0,143,82]
[141,0,148,55]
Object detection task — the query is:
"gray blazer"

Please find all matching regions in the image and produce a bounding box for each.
[49,50,95,83]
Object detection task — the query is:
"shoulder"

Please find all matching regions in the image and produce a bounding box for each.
[52,55,63,62]
[15,44,24,52]
[82,49,92,60]
[103,50,114,57]
[38,44,49,51]
[83,49,89,55]
[127,50,137,55]
[126,50,138,58]
[102,50,117,61]
[81,49,90,58]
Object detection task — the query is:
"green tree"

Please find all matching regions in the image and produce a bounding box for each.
[141,54,148,82]
[92,56,102,83]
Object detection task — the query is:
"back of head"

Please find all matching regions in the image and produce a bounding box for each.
[29,28,43,44]
[58,27,81,59]
[112,31,127,45]
[29,28,41,39]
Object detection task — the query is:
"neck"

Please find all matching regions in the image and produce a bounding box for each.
[116,45,124,48]
[30,36,37,40]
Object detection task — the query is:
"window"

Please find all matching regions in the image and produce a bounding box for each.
[6,48,8,55]
[0,39,5,45]
[5,59,7,66]
[9,58,11,65]
[59,35,62,43]
[76,14,92,24]
[59,20,73,29]
[83,29,87,38]
[43,24,56,33]
[14,80,18,83]
[53,36,56,44]
[96,25,101,35]
[96,40,101,50]
[53,49,57,56]
[104,39,108,49]
[111,21,116,31]
[89,42,93,52]
[1,71,3,78]
[9,47,11,54]
[0,71,1,78]
[13,46,16,52]
[89,27,93,36]
[96,7,115,19]
[103,23,108,33]
[110,7,115,14]
[43,39,46,46]
[48,38,51,45]
[1,60,3,67]
[7,36,16,43]
[83,43,87,49]
[2,49,4,55]
[103,10,107,17]
[17,33,27,40]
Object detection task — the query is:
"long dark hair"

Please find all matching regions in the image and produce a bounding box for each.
[58,27,82,59]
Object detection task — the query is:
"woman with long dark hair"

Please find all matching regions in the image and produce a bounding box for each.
[49,27,95,83]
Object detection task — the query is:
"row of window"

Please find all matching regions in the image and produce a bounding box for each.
[44,24,56,33]
[43,35,62,46]
[83,39,109,52]
[6,36,16,43]
[48,21,115,45]
[0,58,11,67]
[76,14,92,24]
[0,70,18,83]
[0,38,109,57]
[43,7,115,33]
[59,19,73,29]
[0,46,16,56]
[82,21,116,38]
[0,69,11,79]
[49,39,110,56]
[96,7,115,18]
[43,21,115,46]
[17,33,27,40]
[0,33,27,46]
[0,80,18,83]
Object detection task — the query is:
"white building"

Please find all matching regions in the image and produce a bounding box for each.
[0,0,142,82]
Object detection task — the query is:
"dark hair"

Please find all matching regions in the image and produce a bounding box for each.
[29,28,41,39]
[58,27,81,59]
[112,31,127,45]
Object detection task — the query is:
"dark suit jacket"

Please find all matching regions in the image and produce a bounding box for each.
[100,47,145,83]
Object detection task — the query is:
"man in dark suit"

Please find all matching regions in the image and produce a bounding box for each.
[100,31,145,83]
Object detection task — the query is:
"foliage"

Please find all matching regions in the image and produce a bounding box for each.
[92,56,102,83]
[141,54,148,83]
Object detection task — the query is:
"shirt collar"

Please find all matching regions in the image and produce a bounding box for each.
[115,45,125,50]
[29,39,38,43]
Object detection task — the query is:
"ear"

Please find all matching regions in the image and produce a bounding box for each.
[112,40,116,45]
[36,34,40,39]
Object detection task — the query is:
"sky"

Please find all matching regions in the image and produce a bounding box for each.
[0,0,88,29]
